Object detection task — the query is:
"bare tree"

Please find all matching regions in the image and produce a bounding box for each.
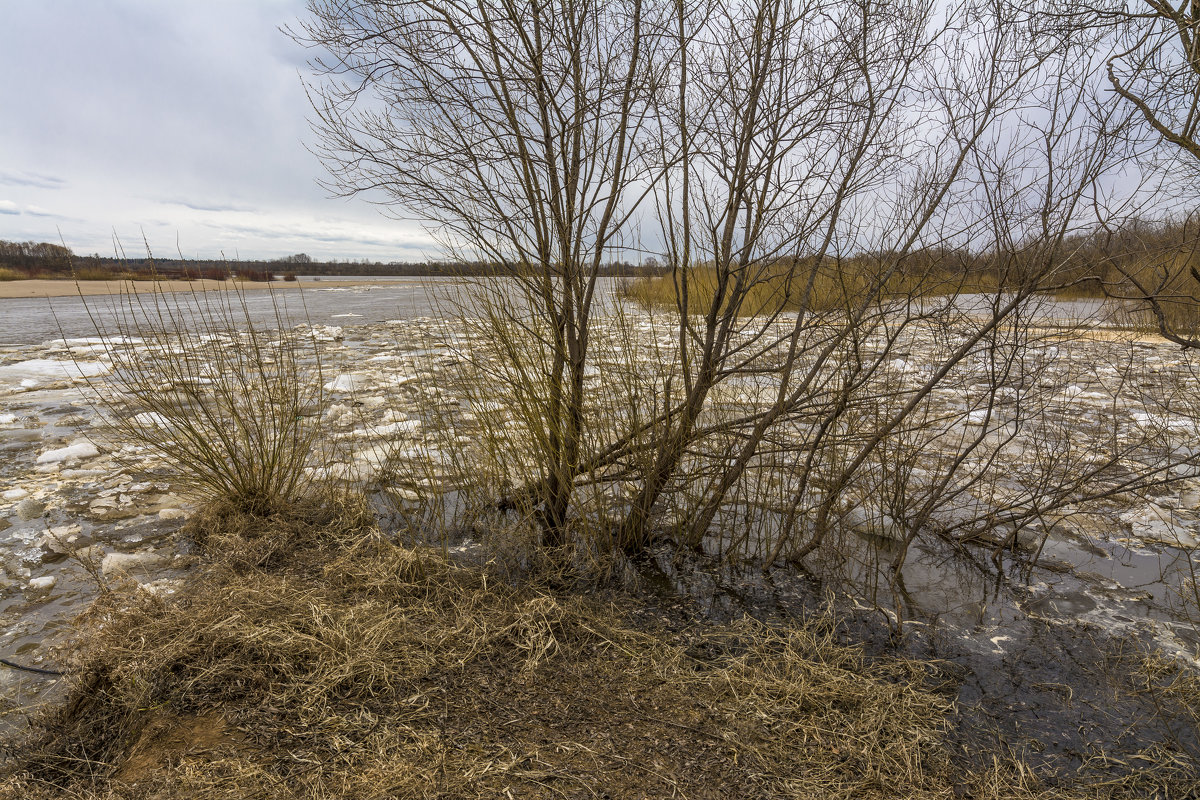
[1106,0,1200,162]
[295,0,665,546]
[299,0,1199,594]
[1070,0,1200,347]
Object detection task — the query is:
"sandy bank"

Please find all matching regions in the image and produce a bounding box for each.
[0,277,404,299]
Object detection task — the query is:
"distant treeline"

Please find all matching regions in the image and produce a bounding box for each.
[0,242,666,281]
[4,218,1197,289]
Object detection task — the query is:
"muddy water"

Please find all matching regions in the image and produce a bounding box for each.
[639,537,1196,778]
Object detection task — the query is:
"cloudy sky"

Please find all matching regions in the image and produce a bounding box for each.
[0,1,435,261]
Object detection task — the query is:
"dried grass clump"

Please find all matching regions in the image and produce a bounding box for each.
[622,262,1011,317]
[0,267,25,281]
[10,504,1190,798]
[72,266,121,281]
[623,263,873,316]
[3,509,976,800]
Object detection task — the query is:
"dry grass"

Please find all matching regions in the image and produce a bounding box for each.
[623,262,1013,317]
[0,267,25,281]
[0,504,963,800]
[623,263,871,316]
[72,267,121,281]
[626,258,1199,338]
[1043,250,1200,339]
[2,503,1196,798]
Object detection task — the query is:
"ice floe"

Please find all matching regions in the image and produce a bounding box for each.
[0,358,109,391]
[323,373,361,393]
[36,441,100,464]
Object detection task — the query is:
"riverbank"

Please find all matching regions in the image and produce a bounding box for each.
[0,278,406,300]
[3,501,1192,799]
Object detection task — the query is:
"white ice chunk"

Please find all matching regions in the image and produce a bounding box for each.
[323,373,361,393]
[298,324,343,342]
[46,336,143,355]
[36,441,100,464]
[130,412,173,428]
[0,358,109,390]
[47,336,142,348]
[1060,385,1109,402]
[373,419,421,436]
[101,550,171,575]
[1131,411,1199,433]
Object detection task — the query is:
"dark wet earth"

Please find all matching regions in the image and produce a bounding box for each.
[634,540,1198,784]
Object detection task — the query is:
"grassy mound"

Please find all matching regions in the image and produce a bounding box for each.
[2,504,1191,798]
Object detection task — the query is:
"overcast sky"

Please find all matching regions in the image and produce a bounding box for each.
[0,1,435,261]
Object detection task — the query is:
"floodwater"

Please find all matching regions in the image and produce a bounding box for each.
[0,278,1121,348]
[0,278,463,346]
[0,276,631,346]
[0,281,1196,779]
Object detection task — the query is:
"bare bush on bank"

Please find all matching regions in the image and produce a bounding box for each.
[73,274,333,517]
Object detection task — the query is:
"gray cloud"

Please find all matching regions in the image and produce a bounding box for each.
[24,206,73,219]
[164,198,258,213]
[0,201,20,215]
[0,171,66,190]
[0,1,432,261]
[197,215,434,253]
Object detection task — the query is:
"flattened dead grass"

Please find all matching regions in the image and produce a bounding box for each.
[1,505,1193,799]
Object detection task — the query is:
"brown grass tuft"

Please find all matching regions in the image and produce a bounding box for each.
[1,507,977,800]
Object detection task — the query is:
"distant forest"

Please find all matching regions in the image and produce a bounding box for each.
[0,241,663,281]
[3,219,1197,288]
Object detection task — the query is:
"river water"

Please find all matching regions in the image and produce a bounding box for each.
[0,279,1197,777]
[0,277,477,346]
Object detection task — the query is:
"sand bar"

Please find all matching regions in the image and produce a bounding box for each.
[0,278,402,299]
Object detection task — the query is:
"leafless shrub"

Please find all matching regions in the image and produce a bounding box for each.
[72,276,333,517]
